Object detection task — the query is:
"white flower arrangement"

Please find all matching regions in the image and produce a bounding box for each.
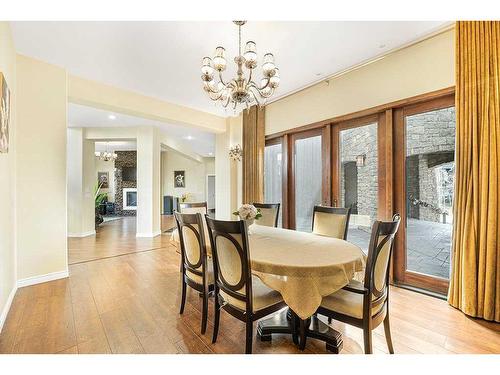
[233,204,262,221]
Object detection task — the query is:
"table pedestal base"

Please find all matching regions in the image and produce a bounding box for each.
[257,309,343,353]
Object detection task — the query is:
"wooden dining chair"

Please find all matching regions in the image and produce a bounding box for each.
[316,214,401,354]
[312,205,351,240]
[252,203,280,227]
[205,216,286,354]
[174,211,214,335]
[179,201,208,214]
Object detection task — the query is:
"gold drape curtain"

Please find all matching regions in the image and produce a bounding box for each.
[242,106,265,204]
[448,21,500,322]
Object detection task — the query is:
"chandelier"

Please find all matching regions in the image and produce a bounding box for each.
[201,21,280,110]
[95,143,117,162]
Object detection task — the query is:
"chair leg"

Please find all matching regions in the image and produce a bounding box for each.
[201,293,208,334]
[383,315,394,354]
[212,295,220,343]
[363,328,373,354]
[179,279,187,314]
[245,319,253,354]
[328,317,332,324]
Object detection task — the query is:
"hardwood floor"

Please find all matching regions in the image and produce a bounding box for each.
[68,216,176,264]
[2,218,499,354]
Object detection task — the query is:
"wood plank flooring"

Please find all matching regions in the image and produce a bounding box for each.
[68,215,176,265]
[2,218,499,354]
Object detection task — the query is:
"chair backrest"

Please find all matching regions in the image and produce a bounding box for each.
[174,211,209,286]
[179,202,208,215]
[312,205,351,240]
[363,214,401,306]
[253,203,280,227]
[205,216,253,313]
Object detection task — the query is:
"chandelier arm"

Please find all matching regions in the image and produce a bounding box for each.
[248,88,262,106]
[218,71,229,86]
[247,67,253,88]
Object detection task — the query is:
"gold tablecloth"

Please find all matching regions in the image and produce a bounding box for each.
[249,225,365,319]
[172,223,365,320]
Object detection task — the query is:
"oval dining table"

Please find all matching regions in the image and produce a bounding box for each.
[247,224,365,353]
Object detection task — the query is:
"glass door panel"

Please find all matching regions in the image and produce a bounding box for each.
[264,142,283,227]
[339,122,378,252]
[405,107,455,280]
[294,134,322,232]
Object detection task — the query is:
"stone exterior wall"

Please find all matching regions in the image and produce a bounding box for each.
[406,107,455,223]
[340,123,378,225]
[115,151,137,216]
[339,107,455,225]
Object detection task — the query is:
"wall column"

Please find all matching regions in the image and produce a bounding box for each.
[67,128,95,237]
[136,126,161,237]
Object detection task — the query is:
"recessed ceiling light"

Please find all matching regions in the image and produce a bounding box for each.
[185,135,193,140]
[208,152,213,156]
[108,114,116,120]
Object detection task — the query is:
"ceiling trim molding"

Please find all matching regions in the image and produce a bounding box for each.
[265,22,455,106]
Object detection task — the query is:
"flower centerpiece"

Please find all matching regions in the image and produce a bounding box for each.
[180,193,191,203]
[233,204,262,227]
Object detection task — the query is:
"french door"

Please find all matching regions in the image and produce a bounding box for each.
[332,115,380,253]
[393,95,455,294]
[289,128,330,231]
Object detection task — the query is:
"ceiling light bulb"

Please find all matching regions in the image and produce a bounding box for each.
[108,114,116,120]
[186,135,193,140]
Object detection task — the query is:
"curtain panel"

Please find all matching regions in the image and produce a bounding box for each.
[448,21,500,322]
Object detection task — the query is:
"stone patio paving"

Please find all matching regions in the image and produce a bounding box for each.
[347,218,451,279]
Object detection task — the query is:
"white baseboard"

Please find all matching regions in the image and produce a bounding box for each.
[67,230,96,238]
[17,270,69,288]
[136,230,161,238]
[0,285,18,333]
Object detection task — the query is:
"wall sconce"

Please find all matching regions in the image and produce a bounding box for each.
[356,154,366,167]
[229,144,243,161]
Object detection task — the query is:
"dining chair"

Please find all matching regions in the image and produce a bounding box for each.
[174,211,214,335]
[178,201,211,250]
[179,201,208,214]
[312,205,351,240]
[316,214,401,354]
[252,203,280,227]
[205,216,287,354]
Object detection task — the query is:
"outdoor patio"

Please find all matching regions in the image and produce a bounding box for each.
[348,218,451,280]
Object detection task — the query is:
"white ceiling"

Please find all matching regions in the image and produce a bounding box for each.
[68,103,215,157]
[11,21,449,116]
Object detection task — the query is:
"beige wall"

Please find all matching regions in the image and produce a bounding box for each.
[215,116,242,219]
[16,54,68,281]
[68,75,226,133]
[95,157,116,202]
[265,29,455,135]
[0,22,17,329]
[161,149,214,204]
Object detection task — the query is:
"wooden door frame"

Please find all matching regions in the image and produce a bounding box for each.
[287,127,330,230]
[393,94,455,295]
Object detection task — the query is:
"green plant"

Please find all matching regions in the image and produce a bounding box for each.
[94,181,108,208]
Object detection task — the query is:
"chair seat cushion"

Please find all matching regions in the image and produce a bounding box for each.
[320,289,383,319]
[186,258,214,285]
[220,276,283,313]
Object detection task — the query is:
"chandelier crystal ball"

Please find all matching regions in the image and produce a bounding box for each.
[201,21,280,110]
